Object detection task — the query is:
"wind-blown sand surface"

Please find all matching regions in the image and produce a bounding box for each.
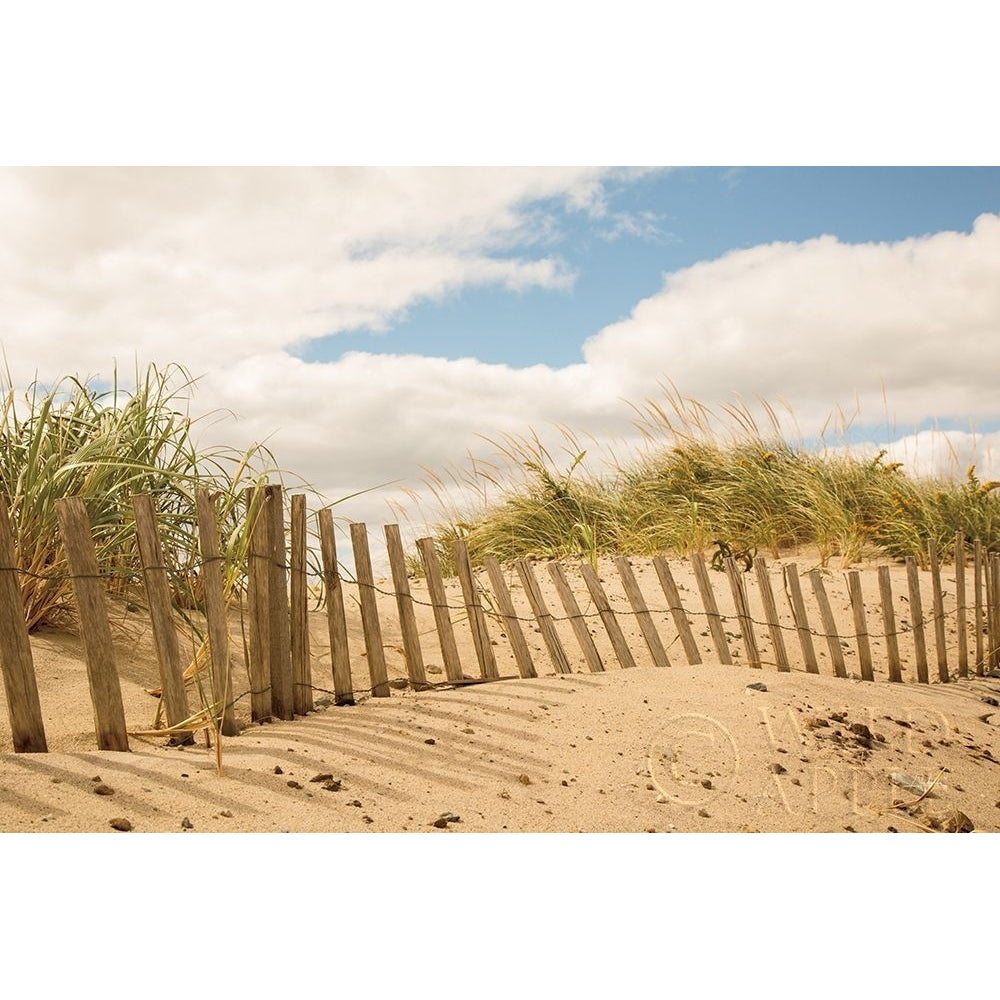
[2,550,998,834]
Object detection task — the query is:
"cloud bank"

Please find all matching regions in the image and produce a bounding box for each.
[2,167,999,548]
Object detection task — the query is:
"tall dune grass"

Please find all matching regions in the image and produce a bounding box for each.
[414,387,1000,574]
[1,362,281,631]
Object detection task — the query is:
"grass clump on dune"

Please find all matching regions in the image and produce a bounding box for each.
[416,388,1000,573]
[1,362,280,631]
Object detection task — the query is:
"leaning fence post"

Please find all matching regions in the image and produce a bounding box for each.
[483,556,537,679]
[318,510,355,705]
[452,538,499,680]
[384,523,428,690]
[845,570,875,682]
[989,552,1000,670]
[580,562,638,670]
[416,538,464,684]
[265,485,294,720]
[0,495,47,752]
[809,569,847,679]
[928,540,949,683]
[724,557,761,669]
[877,565,904,683]
[905,556,929,684]
[652,556,702,665]
[290,494,314,714]
[132,494,192,736]
[974,540,985,675]
[954,533,968,678]
[754,557,789,672]
[548,561,605,673]
[691,552,732,664]
[615,556,671,668]
[350,522,391,697]
[244,486,272,722]
[516,559,573,675]
[55,497,129,751]
[195,489,239,736]
[783,564,819,674]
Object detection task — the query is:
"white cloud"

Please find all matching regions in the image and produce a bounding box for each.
[3,167,1000,570]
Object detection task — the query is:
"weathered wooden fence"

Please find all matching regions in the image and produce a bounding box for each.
[1,486,998,754]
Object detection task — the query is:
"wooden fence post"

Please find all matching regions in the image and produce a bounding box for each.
[290,494,314,714]
[350,522,390,697]
[877,565,904,683]
[131,494,192,736]
[615,556,671,668]
[691,553,732,664]
[318,510,355,705]
[580,562,638,670]
[955,533,968,678]
[195,489,239,736]
[928,540,949,683]
[783,564,819,674]
[265,485,294,720]
[725,558,761,669]
[754,557,789,672]
[974,540,985,675]
[452,539,499,680]
[384,523,428,689]
[244,487,272,722]
[483,556,537,679]
[416,538,464,684]
[55,497,129,751]
[516,559,573,675]
[809,570,847,679]
[548,561,605,673]
[905,556,929,684]
[845,570,874,682]
[991,554,1000,671]
[652,556,702,665]
[0,496,47,752]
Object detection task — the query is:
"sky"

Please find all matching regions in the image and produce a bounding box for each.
[3,0,996,979]
[3,165,1000,552]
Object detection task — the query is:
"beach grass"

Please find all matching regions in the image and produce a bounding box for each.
[413,387,1000,575]
[0,361,281,631]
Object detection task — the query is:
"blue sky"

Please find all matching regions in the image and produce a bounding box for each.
[301,167,1000,369]
[4,165,1000,540]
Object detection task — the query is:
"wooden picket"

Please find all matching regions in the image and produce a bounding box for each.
[4,486,998,757]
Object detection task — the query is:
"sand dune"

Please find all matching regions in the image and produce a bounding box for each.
[2,551,999,833]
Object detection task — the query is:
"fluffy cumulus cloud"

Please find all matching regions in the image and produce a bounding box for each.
[3,166,1000,552]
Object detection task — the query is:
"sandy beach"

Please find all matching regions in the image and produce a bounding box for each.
[3,549,998,835]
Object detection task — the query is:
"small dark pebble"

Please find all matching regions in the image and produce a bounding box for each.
[349,799,362,807]
[746,682,768,692]
[431,817,449,828]
[362,815,374,824]
[982,696,1000,707]
[310,773,334,783]
[701,779,713,789]
[287,780,303,789]
[849,723,873,740]
[220,810,233,818]
[769,763,787,774]
[323,780,343,792]
[91,775,102,782]
[93,784,114,796]
[424,738,436,746]
[843,825,856,832]
[462,727,475,734]
[887,826,898,833]
[518,774,531,785]
[181,817,194,830]
[697,809,710,818]
[273,765,284,775]
[109,818,132,832]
